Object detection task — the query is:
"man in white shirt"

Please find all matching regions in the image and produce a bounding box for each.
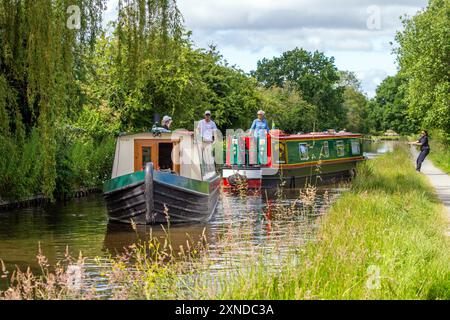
[196,110,218,176]
[197,110,217,142]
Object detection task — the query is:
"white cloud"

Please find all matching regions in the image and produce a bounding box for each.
[105,0,428,97]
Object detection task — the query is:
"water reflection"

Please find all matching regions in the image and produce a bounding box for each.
[363,140,396,159]
[103,222,212,256]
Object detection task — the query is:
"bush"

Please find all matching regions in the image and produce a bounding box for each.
[0,129,43,200]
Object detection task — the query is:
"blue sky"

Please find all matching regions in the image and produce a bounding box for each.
[103,0,428,97]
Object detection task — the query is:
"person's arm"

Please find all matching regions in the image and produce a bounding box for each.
[250,120,257,134]
[409,139,423,146]
[264,119,270,131]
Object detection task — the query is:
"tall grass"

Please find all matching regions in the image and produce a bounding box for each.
[195,145,450,299]
[429,131,450,174]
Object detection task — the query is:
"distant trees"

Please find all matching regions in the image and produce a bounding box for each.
[252,48,346,130]
[368,75,419,134]
[258,83,316,133]
[339,71,371,134]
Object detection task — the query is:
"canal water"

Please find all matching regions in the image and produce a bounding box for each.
[0,140,392,291]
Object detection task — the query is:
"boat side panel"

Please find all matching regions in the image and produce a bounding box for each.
[104,178,220,225]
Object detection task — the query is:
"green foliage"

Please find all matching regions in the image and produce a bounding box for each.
[395,0,450,136]
[252,48,346,130]
[258,83,316,133]
[429,130,450,173]
[54,126,116,199]
[337,71,371,133]
[0,0,105,199]
[369,75,419,134]
[342,87,371,133]
[0,129,42,200]
[196,47,261,131]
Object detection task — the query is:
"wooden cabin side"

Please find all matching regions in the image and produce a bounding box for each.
[111,132,204,181]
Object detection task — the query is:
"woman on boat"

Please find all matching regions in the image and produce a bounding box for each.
[161,115,172,132]
[409,130,430,172]
[250,110,270,137]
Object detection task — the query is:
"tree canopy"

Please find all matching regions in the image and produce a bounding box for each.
[252,48,346,130]
[395,0,450,140]
[368,75,419,134]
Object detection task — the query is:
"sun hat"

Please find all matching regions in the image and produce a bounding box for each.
[162,115,172,124]
[257,110,265,115]
[204,110,211,115]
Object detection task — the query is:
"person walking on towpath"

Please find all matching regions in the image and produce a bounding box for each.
[409,130,430,172]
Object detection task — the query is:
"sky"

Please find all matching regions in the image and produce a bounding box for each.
[103,0,428,97]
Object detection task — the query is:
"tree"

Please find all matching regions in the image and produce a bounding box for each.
[252,48,345,130]
[258,83,316,133]
[0,0,105,198]
[339,71,371,133]
[369,75,419,134]
[342,88,371,133]
[395,0,450,140]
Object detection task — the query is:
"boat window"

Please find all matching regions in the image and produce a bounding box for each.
[336,140,345,157]
[299,143,309,160]
[159,143,173,170]
[351,140,360,155]
[322,141,330,158]
[142,146,152,166]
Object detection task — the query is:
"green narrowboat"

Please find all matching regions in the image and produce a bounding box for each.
[223,130,365,188]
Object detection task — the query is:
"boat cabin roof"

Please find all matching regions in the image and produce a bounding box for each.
[271,131,362,140]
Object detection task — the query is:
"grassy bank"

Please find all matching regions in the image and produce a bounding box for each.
[198,145,450,299]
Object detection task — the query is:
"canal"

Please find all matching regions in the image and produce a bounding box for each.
[0,140,393,292]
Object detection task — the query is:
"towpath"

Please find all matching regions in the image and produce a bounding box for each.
[410,146,450,236]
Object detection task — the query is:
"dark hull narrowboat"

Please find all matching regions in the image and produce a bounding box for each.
[223,131,365,189]
[103,131,220,225]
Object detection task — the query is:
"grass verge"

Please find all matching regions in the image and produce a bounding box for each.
[429,136,450,174]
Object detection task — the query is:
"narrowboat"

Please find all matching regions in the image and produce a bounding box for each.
[103,130,221,224]
[223,130,365,189]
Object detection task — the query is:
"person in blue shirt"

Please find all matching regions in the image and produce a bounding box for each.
[250,110,270,137]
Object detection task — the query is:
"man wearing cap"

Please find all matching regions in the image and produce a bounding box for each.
[197,110,217,142]
[197,111,218,175]
[250,110,270,137]
[161,115,172,131]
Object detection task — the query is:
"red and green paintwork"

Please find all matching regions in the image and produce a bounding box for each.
[224,133,364,170]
